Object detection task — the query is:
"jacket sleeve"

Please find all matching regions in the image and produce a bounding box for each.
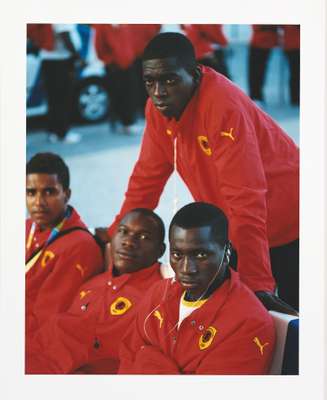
[118,282,180,374]
[26,308,96,374]
[108,104,173,236]
[31,238,103,331]
[195,315,276,375]
[210,107,275,292]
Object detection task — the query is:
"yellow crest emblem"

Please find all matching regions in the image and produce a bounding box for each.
[110,297,132,315]
[197,135,212,156]
[41,250,55,268]
[199,326,217,350]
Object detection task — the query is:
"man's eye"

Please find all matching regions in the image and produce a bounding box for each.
[44,189,55,196]
[144,80,154,87]
[171,251,182,260]
[166,78,176,85]
[139,233,149,240]
[26,190,35,196]
[195,252,208,259]
[118,227,128,235]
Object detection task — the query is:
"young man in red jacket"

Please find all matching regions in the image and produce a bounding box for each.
[26,153,104,338]
[118,202,275,375]
[26,208,166,374]
[102,32,299,313]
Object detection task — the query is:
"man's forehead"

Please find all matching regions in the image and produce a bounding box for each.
[143,57,182,74]
[120,212,157,231]
[26,173,60,186]
[170,225,214,242]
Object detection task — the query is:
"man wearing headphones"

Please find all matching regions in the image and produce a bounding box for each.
[118,202,275,375]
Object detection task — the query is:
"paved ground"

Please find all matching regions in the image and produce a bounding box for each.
[26,41,300,260]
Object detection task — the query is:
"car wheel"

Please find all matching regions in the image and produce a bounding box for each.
[75,77,109,123]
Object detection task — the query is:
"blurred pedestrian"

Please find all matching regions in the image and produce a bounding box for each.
[281,25,300,106]
[93,24,138,134]
[27,24,85,143]
[181,24,230,79]
[248,25,280,106]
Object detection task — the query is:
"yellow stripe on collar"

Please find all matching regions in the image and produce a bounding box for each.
[181,291,208,308]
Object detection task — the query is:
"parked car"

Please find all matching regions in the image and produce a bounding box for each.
[26,24,110,123]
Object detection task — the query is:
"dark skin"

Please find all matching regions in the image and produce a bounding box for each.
[96,56,299,316]
[169,225,229,301]
[110,211,166,275]
[26,173,71,231]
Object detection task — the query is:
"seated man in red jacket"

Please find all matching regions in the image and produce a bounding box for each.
[118,202,276,375]
[26,152,104,339]
[26,208,166,374]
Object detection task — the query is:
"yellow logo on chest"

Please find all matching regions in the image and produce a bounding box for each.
[197,135,212,156]
[199,326,217,350]
[253,336,269,355]
[153,310,164,328]
[41,250,55,268]
[110,297,132,315]
[220,128,235,141]
[79,290,92,300]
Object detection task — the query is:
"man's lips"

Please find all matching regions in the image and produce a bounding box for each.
[179,278,198,288]
[32,210,49,217]
[116,251,137,262]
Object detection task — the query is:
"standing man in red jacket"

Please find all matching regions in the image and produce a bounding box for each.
[104,32,299,313]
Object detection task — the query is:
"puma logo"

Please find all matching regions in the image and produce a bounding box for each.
[220,128,235,141]
[253,336,269,355]
[79,290,92,300]
[75,263,86,277]
[154,310,164,328]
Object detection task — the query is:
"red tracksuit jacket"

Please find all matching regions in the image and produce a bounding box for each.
[182,24,228,59]
[108,66,299,293]
[26,207,103,337]
[118,269,275,374]
[250,25,280,48]
[26,262,162,374]
[93,24,136,69]
[129,24,162,58]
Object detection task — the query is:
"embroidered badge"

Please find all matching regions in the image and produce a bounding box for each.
[220,128,235,141]
[41,250,55,268]
[197,135,212,156]
[153,310,164,328]
[199,326,217,350]
[110,297,132,315]
[75,263,86,277]
[253,336,269,355]
[79,290,92,300]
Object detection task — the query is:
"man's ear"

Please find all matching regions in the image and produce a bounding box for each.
[158,242,166,259]
[64,188,71,203]
[192,65,202,86]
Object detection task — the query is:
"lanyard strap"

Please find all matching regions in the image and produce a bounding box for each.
[25,207,72,273]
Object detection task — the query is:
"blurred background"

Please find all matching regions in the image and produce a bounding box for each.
[26,23,300,251]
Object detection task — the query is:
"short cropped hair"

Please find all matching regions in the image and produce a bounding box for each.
[26,152,70,190]
[124,208,165,244]
[142,32,197,72]
[169,202,228,246]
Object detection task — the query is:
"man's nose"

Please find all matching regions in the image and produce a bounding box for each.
[154,81,167,97]
[34,193,46,206]
[122,234,137,249]
[181,256,197,274]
